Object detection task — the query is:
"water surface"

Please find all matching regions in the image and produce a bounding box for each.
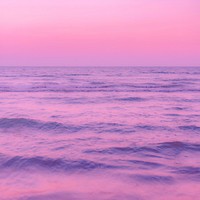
[0,66,200,200]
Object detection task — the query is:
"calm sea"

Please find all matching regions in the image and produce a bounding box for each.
[0,66,199,200]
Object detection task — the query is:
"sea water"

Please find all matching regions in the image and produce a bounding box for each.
[0,66,199,200]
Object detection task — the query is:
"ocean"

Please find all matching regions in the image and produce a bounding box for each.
[0,66,199,200]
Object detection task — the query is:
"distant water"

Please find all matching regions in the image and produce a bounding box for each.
[0,66,199,200]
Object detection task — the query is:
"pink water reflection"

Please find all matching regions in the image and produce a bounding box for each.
[0,67,199,200]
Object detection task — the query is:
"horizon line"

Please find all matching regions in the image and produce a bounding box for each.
[0,65,200,68]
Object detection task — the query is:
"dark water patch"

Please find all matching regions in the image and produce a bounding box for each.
[18,192,144,200]
[117,97,145,102]
[179,125,200,132]
[18,192,81,200]
[171,166,200,182]
[172,166,200,175]
[63,98,90,104]
[120,84,183,89]
[85,122,135,134]
[178,99,200,103]
[82,84,116,89]
[165,114,180,117]
[163,78,200,82]
[172,107,185,110]
[127,160,164,169]
[64,73,90,76]
[159,84,185,88]
[85,146,159,156]
[51,115,62,119]
[52,145,70,151]
[190,72,200,75]
[35,75,56,78]
[154,89,200,93]
[151,71,176,74]
[135,125,171,131]
[43,96,98,105]
[132,174,174,184]
[121,83,159,87]
[95,127,135,134]
[89,81,105,85]
[156,141,200,156]
[85,142,200,157]
[1,155,117,172]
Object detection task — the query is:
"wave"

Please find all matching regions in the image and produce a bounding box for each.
[0,118,133,134]
[87,122,135,134]
[1,118,199,137]
[86,123,172,134]
[172,166,200,175]
[127,160,164,169]
[171,166,200,182]
[0,80,198,94]
[2,119,161,134]
[117,97,145,102]
[16,192,143,200]
[85,141,200,157]
[0,118,81,133]
[171,107,185,110]
[156,141,200,156]
[1,88,200,94]
[0,155,116,172]
[135,125,171,131]
[16,192,79,200]
[179,125,200,132]
[84,146,159,155]
[132,174,174,184]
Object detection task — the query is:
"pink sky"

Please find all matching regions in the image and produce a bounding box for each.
[0,0,199,66]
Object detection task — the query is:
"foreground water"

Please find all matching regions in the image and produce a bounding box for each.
[0,66,199,200]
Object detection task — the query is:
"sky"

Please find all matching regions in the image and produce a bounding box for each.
[0,0,199,66]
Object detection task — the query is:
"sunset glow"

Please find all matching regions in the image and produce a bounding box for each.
[0,0,199,66]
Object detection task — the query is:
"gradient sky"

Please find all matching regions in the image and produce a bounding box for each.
[0,0,199,66]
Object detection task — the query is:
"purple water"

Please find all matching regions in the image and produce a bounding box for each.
[0,66,199,200]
